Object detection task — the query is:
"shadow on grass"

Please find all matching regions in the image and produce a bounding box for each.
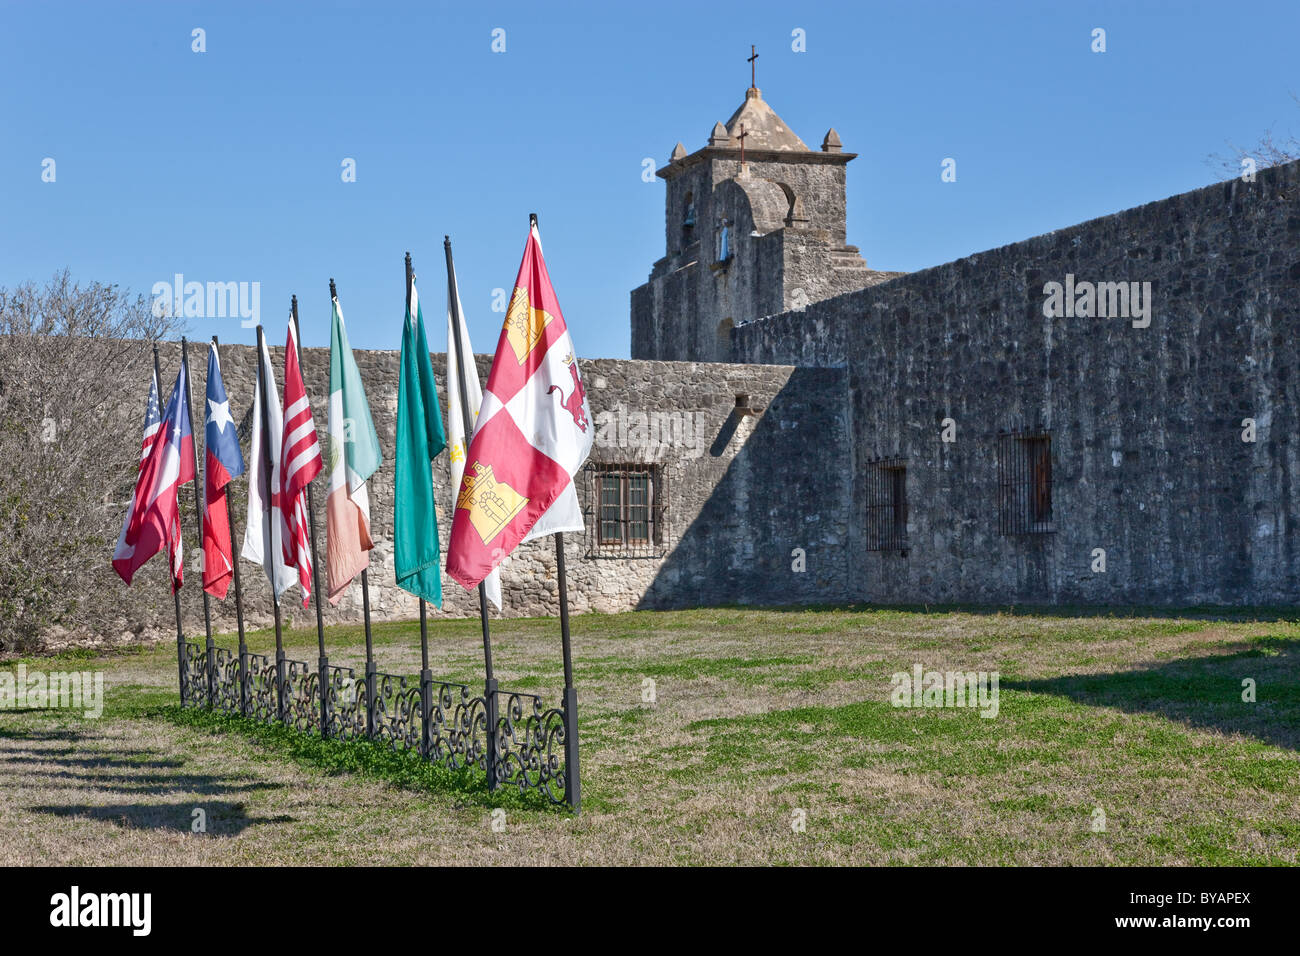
[0,751,186,770]
[25,800,290,835]
[14,767,284,795]
[1002,638,1300,751]
[152,706,563,813]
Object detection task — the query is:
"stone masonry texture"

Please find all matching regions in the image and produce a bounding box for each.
[133,345,850,638]
[733,159,1300,606]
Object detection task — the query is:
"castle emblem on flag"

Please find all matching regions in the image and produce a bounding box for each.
[505,286,553,363]
[456,461,529,544]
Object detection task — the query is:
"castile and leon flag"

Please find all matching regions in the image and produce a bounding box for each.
[445,220,593,591]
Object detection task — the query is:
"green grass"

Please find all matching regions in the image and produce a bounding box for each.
[158,705,554,812]
[2,604,1299,865]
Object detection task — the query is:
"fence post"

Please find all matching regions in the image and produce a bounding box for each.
[484,677,499,790]
[420,668,433,759]
[276,648,286,725]
[318,656,331,738]
[176,632,187,707]
[206,636,217,709]
[366,660,377,739]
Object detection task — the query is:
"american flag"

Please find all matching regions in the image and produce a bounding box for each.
[113,367,185,587]
[279,320,323,607]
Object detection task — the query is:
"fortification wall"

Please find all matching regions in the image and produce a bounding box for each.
[118,347,851,640]
[734,160,1300,605]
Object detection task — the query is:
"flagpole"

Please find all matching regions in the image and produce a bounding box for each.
[332,278,376,738]
[255,325,286,724]
[181,337,217,710]
[443,237,499,789]
[406,252,435,760]
[529,212,580,812]
[156,345,189,706]
[212,334,249,717]
[291,295,331,739]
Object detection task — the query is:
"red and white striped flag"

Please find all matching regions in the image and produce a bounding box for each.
[280,321,323,607]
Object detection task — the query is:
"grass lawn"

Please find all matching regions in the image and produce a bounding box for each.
[1,606,1298,865]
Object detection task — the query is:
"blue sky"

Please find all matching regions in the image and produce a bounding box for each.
[2,0,1296,358]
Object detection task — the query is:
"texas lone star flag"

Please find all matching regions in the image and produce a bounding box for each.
[445,220,593,591]
[202,341,245,599]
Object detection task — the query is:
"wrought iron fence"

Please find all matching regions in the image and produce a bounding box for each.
[178,640,574,807]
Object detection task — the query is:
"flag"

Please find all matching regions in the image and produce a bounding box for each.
[394,271,447,606]
[446,220,593,591]
[325,293,381,604]
[240,330,296,600]
[280,321,324,608]
[112,368,172,584]
[123,357,196,593]
[446,250,503,610]
[201,342,245,598]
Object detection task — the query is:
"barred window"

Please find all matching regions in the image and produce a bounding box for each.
[866,458,908,551]
[587,463,663,556]
[997,431,1053,534]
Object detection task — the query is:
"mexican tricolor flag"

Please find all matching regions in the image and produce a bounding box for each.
[325,292,382,604]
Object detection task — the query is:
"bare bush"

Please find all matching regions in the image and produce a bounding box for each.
[0,271,181,652]
[1210,93,1300,178]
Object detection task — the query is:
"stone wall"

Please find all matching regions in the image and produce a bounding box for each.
[733,159,1300,606]
[139,345,850,637]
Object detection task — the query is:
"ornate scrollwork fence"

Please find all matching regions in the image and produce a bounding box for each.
[178,640,576,808]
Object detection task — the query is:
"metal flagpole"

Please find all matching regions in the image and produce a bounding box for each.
[255,326,286,724]
[529,211,580,812]
[212,335,250,717]
[332,277,377,738]
[156,345,188,706]
[290,296,331,738]
[555,530,579,812]
[406,253,435,760]
[443,236,498,790]
[181,338,217,710]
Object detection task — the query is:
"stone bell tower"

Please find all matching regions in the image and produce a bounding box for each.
[630,67,897,362]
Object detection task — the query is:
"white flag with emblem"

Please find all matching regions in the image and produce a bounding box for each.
[446,252,503,609]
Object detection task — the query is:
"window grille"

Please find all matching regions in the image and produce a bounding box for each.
[997,431,1053,535]
[584,463,664,557]
[866,458,908,551]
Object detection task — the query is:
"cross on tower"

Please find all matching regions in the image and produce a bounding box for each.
[737,123,749,165]
[748,44,759,90]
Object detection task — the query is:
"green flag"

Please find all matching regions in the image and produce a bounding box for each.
[393,273,447,606]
